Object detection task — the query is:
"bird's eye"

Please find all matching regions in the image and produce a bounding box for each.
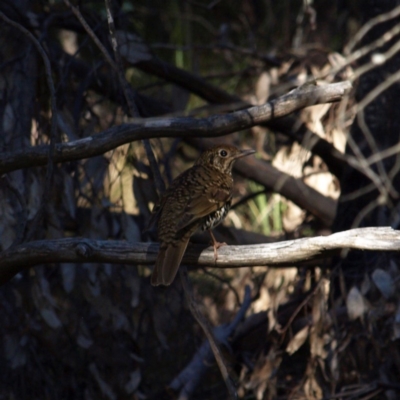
[219,149,228,157]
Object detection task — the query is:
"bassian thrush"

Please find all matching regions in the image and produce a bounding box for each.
[151,144,255,286]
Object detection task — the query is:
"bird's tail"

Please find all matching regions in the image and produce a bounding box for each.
[151,239,190,286]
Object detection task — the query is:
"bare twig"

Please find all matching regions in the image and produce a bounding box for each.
[104,0,139,117]
[170,285,251,398]
[1,226,399,285]
[344,4,400,54]
[63,0,118,71]
[277,281,322,343]
[178,267,240,399]
[351,34,400,81]
[355,68,400,113]
[103,0,165,194]
[315,7,400,82]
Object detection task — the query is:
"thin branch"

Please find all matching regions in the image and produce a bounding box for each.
[0,11,59,240]
[50,43,170,116]
[103,0,165,194]
[179,267,239,399]
[104,0,139,116]
[344,4,400,54]
[1,226,399,286]
[320,15,400,80]
[277,281,322,343]
[63,0,118,72]
[0,80,352,175]
[355,68,400,113]
[350,32,400,81]
[170,285,252,398]
[65,0,165,194]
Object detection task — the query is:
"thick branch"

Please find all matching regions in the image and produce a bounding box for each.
[0,227,398,285]
[0,81,351,174]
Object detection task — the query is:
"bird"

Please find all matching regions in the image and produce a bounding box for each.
[150,144,255,286]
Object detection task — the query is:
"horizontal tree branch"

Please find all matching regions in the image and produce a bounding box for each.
[0,226,398,286]
[134,55,350,178]
[0,81,351,174]
[58,42,347,178]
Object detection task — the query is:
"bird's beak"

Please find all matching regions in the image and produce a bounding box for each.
[235,148,256,159]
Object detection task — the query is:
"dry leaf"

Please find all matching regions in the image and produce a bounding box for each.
[124,369,141,394]
[40,308,62,329]
[286,326,310,355]
[371,268,394,299]
[255,72,271,104]
[346,286,366,320]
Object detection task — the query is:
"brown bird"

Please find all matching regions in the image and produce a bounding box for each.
[150,144,255,286]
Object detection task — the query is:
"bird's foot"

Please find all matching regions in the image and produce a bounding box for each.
[208,229,226,261]
[212,241,227,261]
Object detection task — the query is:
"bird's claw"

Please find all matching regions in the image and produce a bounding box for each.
[212,241,227,261]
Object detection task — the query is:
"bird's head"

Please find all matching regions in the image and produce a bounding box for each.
[196,145,255,174]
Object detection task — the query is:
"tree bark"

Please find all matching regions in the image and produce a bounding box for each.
[1,227,399,286]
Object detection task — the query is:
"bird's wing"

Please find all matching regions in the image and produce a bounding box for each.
[176,186,231,231]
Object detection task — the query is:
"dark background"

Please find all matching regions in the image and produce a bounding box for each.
[1,0,400,399]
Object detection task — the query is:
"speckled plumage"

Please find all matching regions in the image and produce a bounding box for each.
[151,144,255,286]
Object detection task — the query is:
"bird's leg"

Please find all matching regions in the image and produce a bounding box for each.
[208,229,227,261]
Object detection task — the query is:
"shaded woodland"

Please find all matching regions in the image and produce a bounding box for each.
[1,0,400,399]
